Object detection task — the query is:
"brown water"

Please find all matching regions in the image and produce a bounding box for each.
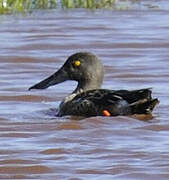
[0,8,169,180]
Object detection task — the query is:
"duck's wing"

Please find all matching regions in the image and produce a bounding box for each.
[112,88,153,103]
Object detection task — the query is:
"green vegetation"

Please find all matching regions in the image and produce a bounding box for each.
[61,0,116,9]
[0,0,139,14]
[0,0,57,14]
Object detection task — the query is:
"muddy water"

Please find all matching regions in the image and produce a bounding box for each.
[0,8,169,180]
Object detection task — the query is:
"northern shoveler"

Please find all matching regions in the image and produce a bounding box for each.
[29,52,159,117]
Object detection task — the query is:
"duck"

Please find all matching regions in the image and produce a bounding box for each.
[29,52,159,117]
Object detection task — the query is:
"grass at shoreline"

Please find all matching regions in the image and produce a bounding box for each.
[0,0,58,14]
[0,0,160,14]
[61,0,116,9]
[0,0,135,14]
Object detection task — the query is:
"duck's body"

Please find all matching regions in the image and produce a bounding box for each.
[29,52,159,117]
[58,88,158,117]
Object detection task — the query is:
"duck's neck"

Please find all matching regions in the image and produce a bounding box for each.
[73,79,102,95]
[61,79,102,107]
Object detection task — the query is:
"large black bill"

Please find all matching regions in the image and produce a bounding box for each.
[29,68,68,90]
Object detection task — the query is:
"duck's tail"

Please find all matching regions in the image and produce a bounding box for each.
[130,98,159,114]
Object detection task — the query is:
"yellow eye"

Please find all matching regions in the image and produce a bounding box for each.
[74,60,81,67]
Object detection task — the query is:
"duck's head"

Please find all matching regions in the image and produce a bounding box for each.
[29,52,104,93]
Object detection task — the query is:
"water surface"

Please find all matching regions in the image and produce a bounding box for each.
[0,7,169,180]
